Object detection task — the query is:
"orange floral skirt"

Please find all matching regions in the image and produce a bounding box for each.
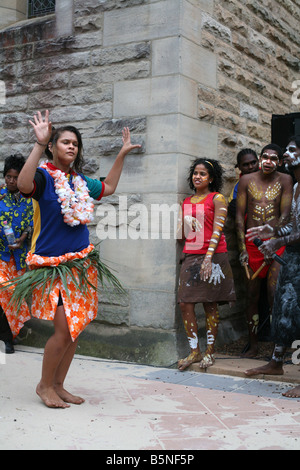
[0,256,31,338]
[27,244,98,342]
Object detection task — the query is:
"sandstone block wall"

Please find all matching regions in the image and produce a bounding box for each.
[0,0,299,365]
[0,1,27,29]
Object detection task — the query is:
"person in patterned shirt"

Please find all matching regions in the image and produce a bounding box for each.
[0,154,33,354]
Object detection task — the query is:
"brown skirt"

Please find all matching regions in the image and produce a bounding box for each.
[177,252,236,304]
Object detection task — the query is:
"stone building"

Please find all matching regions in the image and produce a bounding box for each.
[0,0,299,365]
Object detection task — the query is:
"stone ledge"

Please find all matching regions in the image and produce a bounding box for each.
[18,318,183,367]
[187,354,300,385]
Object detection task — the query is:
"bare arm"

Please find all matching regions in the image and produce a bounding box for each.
[235,176,248,263]
[103,127,141,197]
[277,175,293,228]
[200,193,227,281]
[252,212,299,258]
[257,230,300,258]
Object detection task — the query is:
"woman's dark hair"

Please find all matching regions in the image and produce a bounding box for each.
[260,143,283,160]
[187,158,223,192]
[3,154,26,177]
[235,148,258,168]
[45,125,84,173]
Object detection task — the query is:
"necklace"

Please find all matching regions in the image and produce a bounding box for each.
[190,194,209,203]
[40,162,94,227]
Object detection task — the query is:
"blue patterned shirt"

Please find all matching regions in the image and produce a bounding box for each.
[0,188,33,269]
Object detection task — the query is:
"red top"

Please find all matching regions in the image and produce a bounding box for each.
[182,192,227,254]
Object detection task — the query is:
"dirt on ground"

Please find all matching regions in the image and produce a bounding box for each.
[215,335,293,362]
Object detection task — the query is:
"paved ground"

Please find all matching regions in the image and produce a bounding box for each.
[1,345,300,451]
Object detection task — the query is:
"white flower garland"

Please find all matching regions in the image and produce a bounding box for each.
[40,163,94,227]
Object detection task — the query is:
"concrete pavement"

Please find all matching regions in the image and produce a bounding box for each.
[1,345,300,450]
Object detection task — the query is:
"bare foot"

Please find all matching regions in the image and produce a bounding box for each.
[282,385,300,398]
[178,351,202,371]
[199,353,215,369]
[36,382,70,408]
[244,360,284,377]
[54,386,85,405]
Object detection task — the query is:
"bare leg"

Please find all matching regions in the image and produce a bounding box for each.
[199,302,219,368]
[54,337,84,404]
[178,302,202,371]
[266,262,281,310]
[36,305,83,408]
[245,262,286,374]
[243,275,260,358]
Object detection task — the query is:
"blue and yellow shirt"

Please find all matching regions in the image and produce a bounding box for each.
[0,188,33,269]
[27,163,105,258]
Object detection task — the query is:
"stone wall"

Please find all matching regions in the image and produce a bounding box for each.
[200,0,300,196]
[0,1,27,29]
[0,0,299,365]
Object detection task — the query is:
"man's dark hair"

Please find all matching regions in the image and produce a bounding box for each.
[260,143,283,160]
[236,148,258,168]
[287,135,300,149]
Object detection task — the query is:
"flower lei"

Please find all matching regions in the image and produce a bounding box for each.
[40,162,94,226]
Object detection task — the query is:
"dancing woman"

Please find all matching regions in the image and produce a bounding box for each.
[16,110,140,408]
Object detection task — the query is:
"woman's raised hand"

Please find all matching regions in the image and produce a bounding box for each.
[121,127,141,155]
[29,110,52,145]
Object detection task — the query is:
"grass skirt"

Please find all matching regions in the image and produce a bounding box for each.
[0,244,125,342]
[0,256,31,338]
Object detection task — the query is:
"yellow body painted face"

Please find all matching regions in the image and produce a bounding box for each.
[192,164,212,190]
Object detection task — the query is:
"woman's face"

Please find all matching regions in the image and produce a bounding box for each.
[192,164,212,191]
[49,131,79,170]
[5,169,19,193]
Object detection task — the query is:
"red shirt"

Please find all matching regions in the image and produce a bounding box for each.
[182,192,227,254]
